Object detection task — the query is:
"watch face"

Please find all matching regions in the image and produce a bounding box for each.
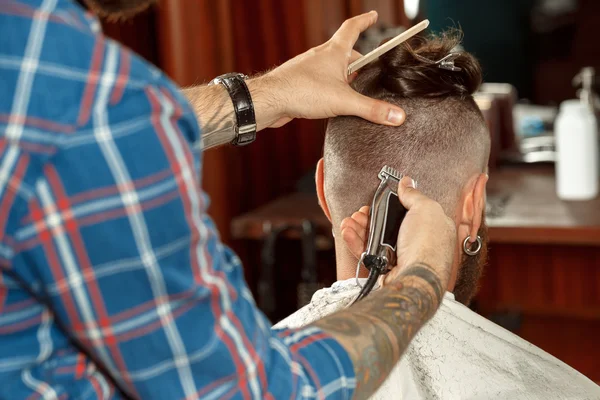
[210,73,243,86]
[220,72,244,80]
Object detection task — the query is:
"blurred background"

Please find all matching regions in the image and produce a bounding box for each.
[93,0,600,382]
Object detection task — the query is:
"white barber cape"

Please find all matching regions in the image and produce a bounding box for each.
[274,278,600,400]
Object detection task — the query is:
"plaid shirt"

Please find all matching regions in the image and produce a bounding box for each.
[0,0,356,398]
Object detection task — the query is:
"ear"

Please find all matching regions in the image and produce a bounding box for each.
[316,158,332,223]
[460,173,489,242]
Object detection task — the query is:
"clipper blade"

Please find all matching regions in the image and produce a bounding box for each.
[378,165,401,182]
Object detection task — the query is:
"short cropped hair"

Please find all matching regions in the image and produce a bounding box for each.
[324,31,490,225]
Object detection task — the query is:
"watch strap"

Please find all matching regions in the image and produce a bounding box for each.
[219,74,257,146]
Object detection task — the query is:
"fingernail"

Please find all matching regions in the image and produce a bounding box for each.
[404,176,414,188]
[411,178,417,189]
[387,109,405,125]
[369,11,378,23]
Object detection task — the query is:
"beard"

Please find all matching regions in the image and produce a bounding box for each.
[83,0,156,20]
[452,222,489,306]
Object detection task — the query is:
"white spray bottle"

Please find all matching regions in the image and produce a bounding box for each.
[555,67,599,200]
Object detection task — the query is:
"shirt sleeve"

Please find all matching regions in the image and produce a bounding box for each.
[19,41,356,399]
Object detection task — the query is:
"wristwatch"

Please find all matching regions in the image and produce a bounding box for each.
[209,72,257,146]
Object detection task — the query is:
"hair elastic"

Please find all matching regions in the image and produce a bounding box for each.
[413,52,462,72]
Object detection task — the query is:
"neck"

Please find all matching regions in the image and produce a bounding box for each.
[334,238,372,281]
[333,238,461,291]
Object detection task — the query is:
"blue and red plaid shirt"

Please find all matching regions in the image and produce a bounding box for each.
[0,0,356,398]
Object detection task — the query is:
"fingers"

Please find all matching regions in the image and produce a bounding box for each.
[397,176,419,209]
[397,176,435,211]
[340,205,370,259]
[342,91,406,126]
[341,216,366,242]
[332,11,378,49]
[358,205,370,214]
[352,206,369,226]
[341,224,364,259]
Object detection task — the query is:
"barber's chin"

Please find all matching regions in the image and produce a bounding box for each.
[83,0,156,20]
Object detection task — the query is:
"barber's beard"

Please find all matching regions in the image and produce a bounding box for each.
[83,0,156,20]
[452,222,489,306]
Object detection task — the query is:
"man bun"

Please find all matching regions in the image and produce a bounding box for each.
[354,30,482,99]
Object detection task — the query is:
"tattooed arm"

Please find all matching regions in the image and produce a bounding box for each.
[313,264,444,398]
[314,176,456,399]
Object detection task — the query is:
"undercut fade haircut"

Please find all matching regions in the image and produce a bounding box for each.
[324,30,490,226]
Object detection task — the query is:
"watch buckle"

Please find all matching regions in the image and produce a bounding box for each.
[238,123,257,135]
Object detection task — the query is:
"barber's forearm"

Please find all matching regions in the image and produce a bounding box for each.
[182,74,285,149]
[312,264,444,399]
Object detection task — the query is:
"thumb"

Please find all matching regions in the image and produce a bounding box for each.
[397,176,427,210]
[345,91,406,126]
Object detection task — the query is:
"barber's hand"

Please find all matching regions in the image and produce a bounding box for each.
[340,176,456,289]
[259,11,406,128]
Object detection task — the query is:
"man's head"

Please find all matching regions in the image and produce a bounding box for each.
[83,0,156,20]
[315,32,490,305]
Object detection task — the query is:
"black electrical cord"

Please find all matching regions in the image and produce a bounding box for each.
[350,256,390,305]
[351,268,380,305]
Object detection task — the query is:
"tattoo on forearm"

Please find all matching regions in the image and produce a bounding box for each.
[389,265,444,302]
[312,264,444,398]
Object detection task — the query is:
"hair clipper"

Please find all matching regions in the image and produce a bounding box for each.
[352,166,408,304]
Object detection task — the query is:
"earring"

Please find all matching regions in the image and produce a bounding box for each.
[463,235,482,256]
